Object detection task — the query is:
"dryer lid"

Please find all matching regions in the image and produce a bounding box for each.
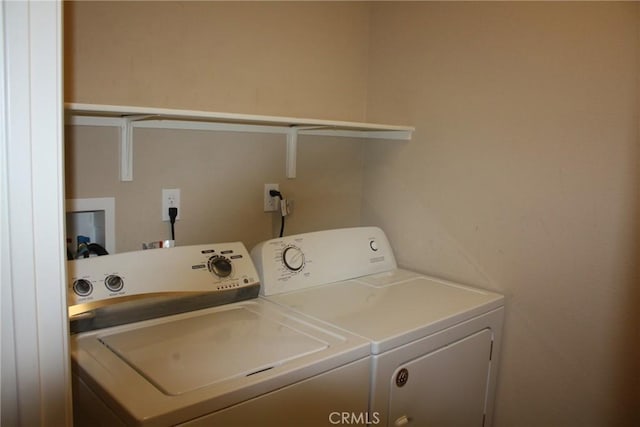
[268,271,504,354]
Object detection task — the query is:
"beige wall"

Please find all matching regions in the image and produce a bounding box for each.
[65,1,640,426]
[64,1,369,121]
[365,2,640,426]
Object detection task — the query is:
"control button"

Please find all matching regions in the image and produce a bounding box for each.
[282,246,305,271]
[104,275,124,292]
[73,279,93,297]
[208,255,232,278]
[221,250,233,254]
[369,240,379,251]
[201,249,216,254]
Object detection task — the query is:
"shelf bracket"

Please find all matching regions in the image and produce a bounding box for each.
[119,117,134,181]
[286,126,298,179]
[119,115,153,181]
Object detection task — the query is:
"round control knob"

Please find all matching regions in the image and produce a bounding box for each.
[208,255,232,278]
[282,246,305,272]
[73,279,93,297]
[104,275,124,293]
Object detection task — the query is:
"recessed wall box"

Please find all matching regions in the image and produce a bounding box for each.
[66,197,116,256]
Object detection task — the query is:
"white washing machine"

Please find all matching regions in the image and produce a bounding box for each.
[67,242,370,427]
[251,227,505,427]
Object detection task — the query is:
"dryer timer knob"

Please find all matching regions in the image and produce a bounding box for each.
[282,246,305,272]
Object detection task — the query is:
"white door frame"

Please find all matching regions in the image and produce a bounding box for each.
[1,1,71,425]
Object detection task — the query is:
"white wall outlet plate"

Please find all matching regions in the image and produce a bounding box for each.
[264,184,279,212]
[162,188,181,221]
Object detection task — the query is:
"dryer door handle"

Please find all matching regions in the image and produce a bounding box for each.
[394,415,410,426]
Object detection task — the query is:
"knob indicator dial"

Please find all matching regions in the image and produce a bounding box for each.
[73,279,93,297]
[282,246,305,272]
[104,275,124,292]
[208,255,232,278]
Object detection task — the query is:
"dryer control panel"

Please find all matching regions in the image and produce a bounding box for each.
[67,242,259,306]
[251,227,397,296]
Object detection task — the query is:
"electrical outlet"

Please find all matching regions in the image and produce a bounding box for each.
[264,184,279,212]
[162,188,181,221]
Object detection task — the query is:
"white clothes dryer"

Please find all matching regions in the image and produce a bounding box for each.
[68,242,370,427]
[251,227,505,427]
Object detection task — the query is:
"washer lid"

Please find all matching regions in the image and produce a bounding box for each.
[267,270,504,354]
[100,305,328,395]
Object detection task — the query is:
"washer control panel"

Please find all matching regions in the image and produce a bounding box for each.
[251,227,397,296]
[68,242,259,306]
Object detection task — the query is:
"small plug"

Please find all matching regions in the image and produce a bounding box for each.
[269,189,283,199]
[168,207,178,241]
[168,207,178,223]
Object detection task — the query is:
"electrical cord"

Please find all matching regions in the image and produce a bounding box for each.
[269,189,285,237]
[168,207,178,241]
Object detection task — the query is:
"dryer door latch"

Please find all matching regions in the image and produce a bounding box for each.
[394,415,410,426]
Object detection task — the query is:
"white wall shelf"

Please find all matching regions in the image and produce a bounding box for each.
[65,103,414,180]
